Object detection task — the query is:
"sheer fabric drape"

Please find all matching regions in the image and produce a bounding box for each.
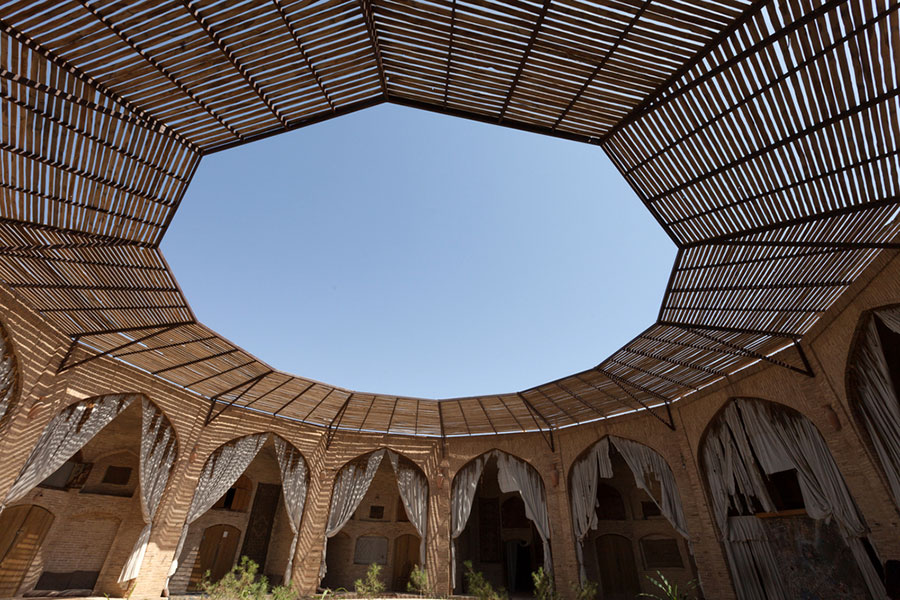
[450,455,485,586]
[722,516,786,600]
[1,394,137,513]
[704,399,885,600]
[166,433,268,585]
[450,451,552,587]
[319,449,386,581]
[388,450,428,564]
[496,452,552,575]
[119,400,178,582]
[0,329,15,423]
[568,437,688,581]
[274,436,308,585]
[853,310,900,506]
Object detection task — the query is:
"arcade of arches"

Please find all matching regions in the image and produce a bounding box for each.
[4,251,900,600]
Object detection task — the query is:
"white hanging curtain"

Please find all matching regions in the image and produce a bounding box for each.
[853,311,900,507]
[119,400,178,582]
[388,450,428,565]
[319,449,386,581]
[610,436,689,538]
[1,394,137,513]
[496,452,552,576]
[722,516,787,600]
[705,399,886,600]
[735,398,886,599]
[274,436,308,585]
[166,433,268,585]
[0,328,16,423]
[450,455,486,588]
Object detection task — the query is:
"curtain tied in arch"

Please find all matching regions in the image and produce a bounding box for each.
[567,436,689,582]
[703,398,886,600]
[450,450,552,587]
[852,308,900,508]
[1,394,137,514]
[119,400,178,582]
[165,433,268,588]
[274,436,308,585]
[388,450,429,566]
[319,449,386,581]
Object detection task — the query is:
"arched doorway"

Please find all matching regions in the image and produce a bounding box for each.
[701,397,884,599]
[848,306,900,508]
[319,450,427,593]
[0,505,54,596]
[188,524,241,591]
[595,534,640,600]
[568,437,695,596]
[167,435,308,593]
[451,451,550,595]
[0,395,176,596]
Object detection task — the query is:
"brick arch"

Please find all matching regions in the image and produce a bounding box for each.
[451,448,544,487]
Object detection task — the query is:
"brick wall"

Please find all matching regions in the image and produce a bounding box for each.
[1,249,900,599]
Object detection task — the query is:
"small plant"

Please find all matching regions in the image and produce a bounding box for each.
[531,567,559,600]
[638,571,697,600]
[270,584,297,600]
[571,579,598,600]
[406,565,430,596]
[201,556,268,600]
[463,561,507,600]
[354,563,385,599]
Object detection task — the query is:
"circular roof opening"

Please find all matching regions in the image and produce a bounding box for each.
[162,105,676,399]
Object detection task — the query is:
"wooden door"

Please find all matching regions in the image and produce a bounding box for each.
[0,505,55,596]
[391,534,420,591]
[595,534,641,600]
[188,524,241,591]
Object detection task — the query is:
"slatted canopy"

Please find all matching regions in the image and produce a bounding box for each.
[0,0,897,437]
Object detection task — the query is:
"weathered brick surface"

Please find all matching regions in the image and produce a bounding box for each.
[2,249,900,599]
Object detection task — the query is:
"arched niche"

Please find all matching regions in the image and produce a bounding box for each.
[699,397,884,600]
[450,450,550,596]
[846,305,900,510]
[0,395,177,596]
[567,437,694,595]
[167,433,308,593]
[320,448,427,592]
[0,317,19,427]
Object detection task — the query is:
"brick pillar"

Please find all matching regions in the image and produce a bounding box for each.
[291,437,333,594]
[129,431,206,600]
[425,455,451,595]
[544,448,579,597]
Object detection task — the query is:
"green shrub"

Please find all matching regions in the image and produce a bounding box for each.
[354,563,385,598]
[638,571,697,600]
[571,579,598,600]
[201,556,268,600]
[462,561,507,600]
[531,567,559,600]
[269,584,297,600]
[406,565,430,596]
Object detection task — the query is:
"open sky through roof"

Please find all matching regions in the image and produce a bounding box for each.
[162,104,676,399]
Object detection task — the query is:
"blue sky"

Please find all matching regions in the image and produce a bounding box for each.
[162,104,675,399]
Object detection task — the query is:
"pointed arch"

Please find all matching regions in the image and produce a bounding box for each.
[567,435,688,582]
[699,397,884,600]
[846,304,900,509]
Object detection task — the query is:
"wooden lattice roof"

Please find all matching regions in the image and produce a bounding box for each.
[0,0,898,437]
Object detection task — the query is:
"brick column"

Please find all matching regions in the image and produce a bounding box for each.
[129,431,206,600]
[425,456,451,595]
[291,438,333,594]
[544,451,579,597]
